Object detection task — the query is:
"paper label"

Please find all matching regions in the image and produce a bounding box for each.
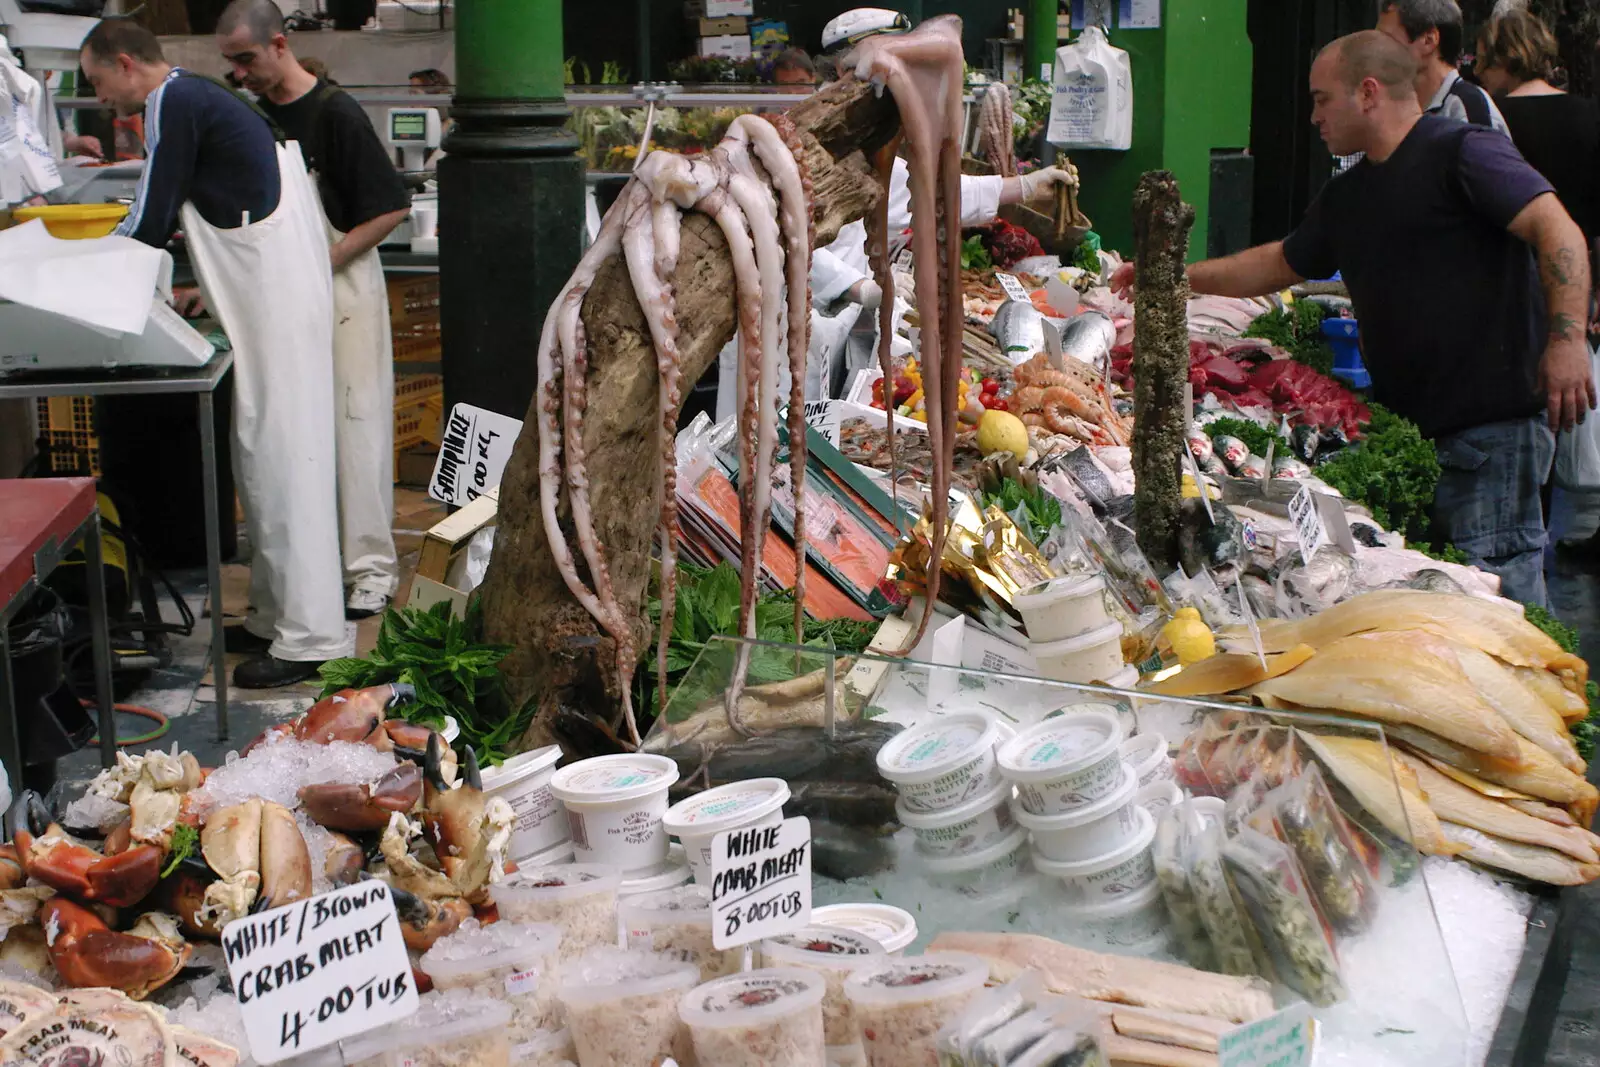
[995,272,1031,304]
[710,816,812,950]
[221,881,418,1064]
[1218,1002,1315,1067]
[504,968,541,997]
[1288,485,1328,567]
[429,402,523,506]
[1118,0,1160,28]
[799,399,841,448]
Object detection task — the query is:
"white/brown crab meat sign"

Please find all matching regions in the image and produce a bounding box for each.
[220,881,419,1064]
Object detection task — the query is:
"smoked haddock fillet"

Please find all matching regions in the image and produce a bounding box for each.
[1246,631,1521,759]
[1439,822,1600,886]
[1385,725,1600,827]
[1230,589,1587,689]
[1397,753,1600,864]
[1298,732,1461,857]
[1450,642,1583,774]
[927,931,1275,1024]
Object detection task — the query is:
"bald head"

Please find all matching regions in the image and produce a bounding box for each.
[217,0,284,46]
[1321,30,1419,101]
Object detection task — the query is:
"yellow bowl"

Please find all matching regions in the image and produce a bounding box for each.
[12,203,130,240]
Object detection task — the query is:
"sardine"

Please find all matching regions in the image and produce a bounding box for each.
[1439,822,1600,886]
[1298,732,1461,857]
[990,299,1047,360]
[1248,631,1522,759]
[1059,310,1115,369]
[1397,753,1599,863]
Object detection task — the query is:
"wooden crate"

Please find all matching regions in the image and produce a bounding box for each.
[388,275,442,364]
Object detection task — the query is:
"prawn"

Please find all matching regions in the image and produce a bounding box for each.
[1041,385,1107,435]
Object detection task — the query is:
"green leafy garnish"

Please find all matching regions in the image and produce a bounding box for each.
[161,823,198,878]
[1526,605,1581,655]
[981,478,1062,543]
[1244,301,1336,376]
[1316,403,1440,544]
[1203,416,1280,460]
[317,600,533,765]
[961,234,992,272]
[1420,543,1470,566]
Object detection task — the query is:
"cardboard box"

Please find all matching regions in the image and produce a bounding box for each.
[749,17,789,52]
[684,0,752,16]
[407,487,499,619]
[696,15,747,35]
[698,34,753,58]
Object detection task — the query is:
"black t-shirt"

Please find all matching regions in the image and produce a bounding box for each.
[258,82,410,233]
[1282,116,1554,438]
[1498,93,1600,241]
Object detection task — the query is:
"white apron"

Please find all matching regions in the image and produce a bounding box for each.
[182,141,350,662]
[323,217,399,597]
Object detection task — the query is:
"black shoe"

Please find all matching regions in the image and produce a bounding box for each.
[223,626,273,654]
[234,655,324,689]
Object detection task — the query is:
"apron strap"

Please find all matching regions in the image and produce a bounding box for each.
[178,70,287,144]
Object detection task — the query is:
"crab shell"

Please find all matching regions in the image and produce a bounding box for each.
[41,898,191,999]
[298,763,423,833]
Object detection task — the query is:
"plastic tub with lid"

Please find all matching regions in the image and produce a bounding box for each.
[618,883,740,982]
[759,927,886,1049]
[811,903,917,956]
[679,967,826,1067]
[489,863,620,960]
[481,745,567,863]
[875,714,1003,814]
[895,781,1014,860]
[517,839,576,870]
[1014,574,1112,644]
[420,919,564,1043]
[842,952,990,1067]
[1030,620,1125,685]
[663,777,791,885]
[618,844,693,898]
[556,947,699,1067]
[1135,779,1182,820]
[998,709,1124,815]
[441,715,461,744]
[1011,766,1139,863]
[550,754,679,871]
[340,988,511,1067]
[1031,805,1156,905]
[513,1028,575,1067]
[1059,879,1170,950]
[919,824,1030,898]
[1119,732,1173,788]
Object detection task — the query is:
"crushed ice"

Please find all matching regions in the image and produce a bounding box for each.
[423,917,563,964]
[561,946,690,986]
[190,734,397,818]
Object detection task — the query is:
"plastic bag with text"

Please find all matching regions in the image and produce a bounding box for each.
[1046,27,1132,151]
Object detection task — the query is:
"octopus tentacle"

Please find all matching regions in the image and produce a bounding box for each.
[865,139,901,516]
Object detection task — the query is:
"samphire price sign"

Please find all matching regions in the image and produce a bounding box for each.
[222,881,418,1064]
[710,816,812,950]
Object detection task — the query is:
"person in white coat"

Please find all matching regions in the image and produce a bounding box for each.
[217,0,411,620]
[84,18,349,688]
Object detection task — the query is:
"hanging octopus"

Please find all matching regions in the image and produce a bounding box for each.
[532,15,974,740]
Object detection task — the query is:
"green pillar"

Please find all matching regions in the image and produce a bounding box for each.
[1024,0,1058,83]
[440,0,585,421]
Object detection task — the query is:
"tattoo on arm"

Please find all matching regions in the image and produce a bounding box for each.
[1550,312,1581,342]
[1546,248,1577,287]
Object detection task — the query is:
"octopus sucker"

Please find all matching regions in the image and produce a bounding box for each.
[851,16,967,657]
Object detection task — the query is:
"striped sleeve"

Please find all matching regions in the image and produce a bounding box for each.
[114,75,197,247]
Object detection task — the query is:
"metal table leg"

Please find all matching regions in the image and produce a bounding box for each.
[82,513,117,768]
[199,391,229,742]
[0,625,19,795]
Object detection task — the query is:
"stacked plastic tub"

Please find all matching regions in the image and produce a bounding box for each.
[874,714,1032,901]
[997,708,1177,952]
[1013,575,1128,684]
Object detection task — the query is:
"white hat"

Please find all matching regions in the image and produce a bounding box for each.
[821,8,912,52]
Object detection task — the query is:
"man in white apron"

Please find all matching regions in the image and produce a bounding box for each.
[217,0,411,620]
[82,19,349,688]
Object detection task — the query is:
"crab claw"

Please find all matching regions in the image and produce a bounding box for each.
[42,898,191,999]
[7,790,52,842]
[0,844,26,891]
[198,799,312,928]
[374,878,471,952]
[14,822,163,909]
[324,832,367,886]
[294,684,412,746]
[298,763,423,832]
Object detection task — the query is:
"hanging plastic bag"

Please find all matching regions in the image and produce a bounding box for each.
[1046,26,1132,151]
[1553,343,1600,490]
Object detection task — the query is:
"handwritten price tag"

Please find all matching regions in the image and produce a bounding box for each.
[995,272,1032,304]
[710,816,812,950]
[1288,484,1328,567]
[222,881,417,1063]
[1218,1002,1314,1067]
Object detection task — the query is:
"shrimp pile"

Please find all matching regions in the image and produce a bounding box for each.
[1007,353,1132,446]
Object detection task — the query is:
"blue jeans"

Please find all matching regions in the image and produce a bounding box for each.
[1433,416,1555,607]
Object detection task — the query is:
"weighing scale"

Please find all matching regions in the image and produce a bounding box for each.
[383,107,439,253]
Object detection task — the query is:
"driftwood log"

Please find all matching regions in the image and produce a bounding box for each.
[1130,171,1195,571]
[480,78,900,747]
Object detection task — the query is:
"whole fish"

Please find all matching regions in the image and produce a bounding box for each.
[1178,496,1246,578]
[990,299,1047,360]
[1059,310,1116,369]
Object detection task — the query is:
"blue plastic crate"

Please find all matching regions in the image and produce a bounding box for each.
[1321,316,1370,389]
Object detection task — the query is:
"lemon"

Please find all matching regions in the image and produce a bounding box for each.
[976,410,1029,458]
[1162,606,1216,667]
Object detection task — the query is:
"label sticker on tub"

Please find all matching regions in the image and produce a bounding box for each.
[1218,1002,1314,1067]
[710,817,812,950]
[221,881,418,1063]
[504,969,541,997]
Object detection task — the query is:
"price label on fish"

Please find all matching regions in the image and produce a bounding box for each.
[709,816,812,949]
[995,272,1032,304]
[1287,484,1329,568]
[1218,1002,1315,1067]
[222,880,418,1063]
